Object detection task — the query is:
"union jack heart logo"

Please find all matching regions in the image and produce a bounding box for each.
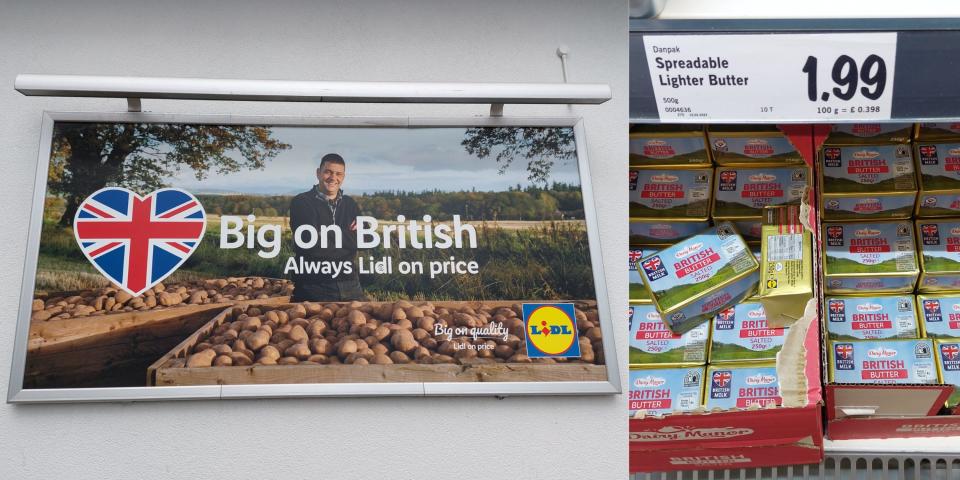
[73,187,207,297]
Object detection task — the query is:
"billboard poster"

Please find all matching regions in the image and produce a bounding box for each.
[11,114,616,400]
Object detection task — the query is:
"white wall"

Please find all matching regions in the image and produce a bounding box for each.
[659,0,960,19]
[0,1,627,479]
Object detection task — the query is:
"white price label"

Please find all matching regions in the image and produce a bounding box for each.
[643,33,898,122]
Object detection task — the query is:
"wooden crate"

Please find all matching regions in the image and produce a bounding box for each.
[148,301,607,386]
[25,296,291,389]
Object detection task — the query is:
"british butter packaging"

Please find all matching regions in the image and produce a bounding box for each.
[917,294,960,338]
[915,142,960,217]
[935,340,960,408]
[638,222,760,334]
[629,303,708,366]
[819,144,917,220]
[917,123,960,141]
[826,123,914,145]
[630,247,662,302]
[917,219,960,292]
[709,302,787,363]
[629,124,711,167]
[629,366,705,416]
[630,220,709,246]
[704,363,781,410]
[758,205,813,325]
[629,168,712,220]
[712,166,809,219]
[829,339,938,384]
[825,295,919,340]
[707,125,804,166]
[822,221,919,294]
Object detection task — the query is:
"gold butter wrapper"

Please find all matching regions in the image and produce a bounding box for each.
[757,205,812,327]
[629,124,711,167]
[707,125,805,166]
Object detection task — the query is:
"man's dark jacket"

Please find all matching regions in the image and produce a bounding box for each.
[288,187,362,286]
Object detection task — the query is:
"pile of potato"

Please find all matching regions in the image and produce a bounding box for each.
[172,301,603,368]
[31,277,294,322]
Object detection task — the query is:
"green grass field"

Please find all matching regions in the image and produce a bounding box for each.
[923,255,960,273]
[823,205,915,220]
[918,206,960,217]
[630,283,651,301]
[629,346,704,365]
[921,174,960,191]
[714,151,804,164]
[709,341,780,363]
[654,261,747,310]
[822,174,915,193]
[630,200,709,218]
[826,255,909,274]
[630,150,710,167]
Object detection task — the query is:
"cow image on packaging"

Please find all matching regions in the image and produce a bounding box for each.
[820,144,917,220]
[822,221,919,294]
[704,364,781,410]
[829,339,938,384]
[638,222,759,334]
[824,295,919,340]
[629,303,708,366]
[629,367,705,416]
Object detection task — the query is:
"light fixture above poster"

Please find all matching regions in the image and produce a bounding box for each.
[14,74,612,114]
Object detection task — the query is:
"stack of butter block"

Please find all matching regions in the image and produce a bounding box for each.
[629,124,814,417]
[820,123,960,410]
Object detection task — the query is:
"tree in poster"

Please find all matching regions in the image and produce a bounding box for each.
[460,127,577,185]
[49,123,290,226]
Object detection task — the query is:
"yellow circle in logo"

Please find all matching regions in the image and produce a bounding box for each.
[527,305,577,355]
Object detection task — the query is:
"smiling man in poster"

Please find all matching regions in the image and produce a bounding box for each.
[289,153,366,301]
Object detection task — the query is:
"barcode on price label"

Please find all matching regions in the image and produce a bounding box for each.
[767,233,803,262]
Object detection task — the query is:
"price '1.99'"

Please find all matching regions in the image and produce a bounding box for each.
[801,54,887,102]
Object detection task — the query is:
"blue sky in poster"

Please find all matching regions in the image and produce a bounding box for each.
[167,127,581,195]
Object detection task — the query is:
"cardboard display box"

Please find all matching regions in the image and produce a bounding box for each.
[630,125,824,473]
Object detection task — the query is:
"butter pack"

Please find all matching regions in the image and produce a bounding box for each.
[629,124,710,167]
[825,295,919,340]
[915,142,960,217]
[830,339,938,384]
[709,302,787,363]
[935,339,960,408]
[918,219,960,292]
[826,123,914,145]
[917,123,960,141]
[707,125,804,166]
[820,144,917,220]
[823,221,919,294]
[713,166,809,219]
[629,366,705,416]
[629,303,708,366]
[757,205,813,325]
[638,222,759,334]
[917,294,960,338]
[704,363,781,410]
[629,168,712,220]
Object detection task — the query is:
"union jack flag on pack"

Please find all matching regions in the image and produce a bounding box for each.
[73,187,207,296]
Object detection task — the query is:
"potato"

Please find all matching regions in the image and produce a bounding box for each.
[211,344,232,355]
[245,329,270,351]
[285,343,312,360]
[494,345,514,359]
[213,355,233,366]
[372,354,393,364]
[259,345,281,360]
[351,357,369,366]
[347,310,366,326]
[337,339,358,358]
[309,338,333,356]
[389,351,411,364]
[277,356,299,365]
[257,356,278,365]
[288,325,309,343]
[307,319,327,337]
[307,354,328,364]
[186,349,217,367]
[585,327,602,342]
[229,352,253,366]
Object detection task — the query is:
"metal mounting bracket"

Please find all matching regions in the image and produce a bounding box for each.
[127,97,141,112]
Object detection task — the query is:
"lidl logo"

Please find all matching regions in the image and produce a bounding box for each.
[523,303,581,358]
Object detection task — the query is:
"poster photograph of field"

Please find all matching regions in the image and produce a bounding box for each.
[15,115,615,398]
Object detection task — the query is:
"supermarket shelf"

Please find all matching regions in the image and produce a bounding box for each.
[824,437,960,457]
[630,20,960,122]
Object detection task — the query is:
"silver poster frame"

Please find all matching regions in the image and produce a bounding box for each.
[8,111,620,403]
